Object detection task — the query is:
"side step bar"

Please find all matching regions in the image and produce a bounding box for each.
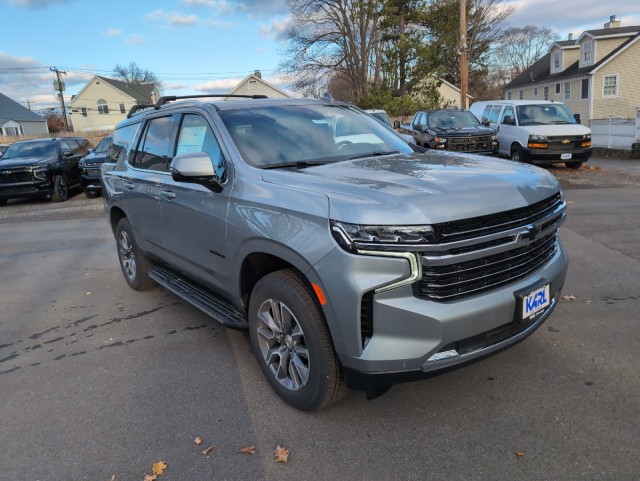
[148,265,248,330]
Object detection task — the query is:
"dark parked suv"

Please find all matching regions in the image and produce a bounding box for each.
[0,137,91,205]
[399,109,498,153]
[103,95,568,411]
[79,135,113,197]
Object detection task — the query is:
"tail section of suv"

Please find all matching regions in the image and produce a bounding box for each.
[102,96,568,410]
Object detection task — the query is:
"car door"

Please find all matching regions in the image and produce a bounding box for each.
[498,105,519,156]
[412,112,427,144]
[62,139,87,186]
[123,114,178,257]
[159,112,231,292]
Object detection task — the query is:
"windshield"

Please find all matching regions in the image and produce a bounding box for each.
[368,111,391,126]
[95,136,112,154]
[218,104,412,168]
[1,140,57,160]
[427,110,480,129]
[516,104,577,126]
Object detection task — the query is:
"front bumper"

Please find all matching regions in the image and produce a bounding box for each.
[80,174,102,193]
[313,240,568,390]
[523,147,592,164]
[0,180,53,200]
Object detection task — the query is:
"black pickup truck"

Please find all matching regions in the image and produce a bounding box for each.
[397,109,498,154]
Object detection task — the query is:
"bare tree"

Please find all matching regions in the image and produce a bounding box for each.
[281,0,381,103]
[113,62,161,87]
[492,25,559,76]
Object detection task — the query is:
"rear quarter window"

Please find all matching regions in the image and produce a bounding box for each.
[107,122,140,164]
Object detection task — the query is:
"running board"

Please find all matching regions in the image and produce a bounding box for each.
[148,265,248,330]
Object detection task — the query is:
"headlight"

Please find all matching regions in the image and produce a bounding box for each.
[583,134,591,140]
[490,135,497,141]
[528,135,548,142]
[33,167,49,180]
[434,137,447,143]
[330,220,436,253]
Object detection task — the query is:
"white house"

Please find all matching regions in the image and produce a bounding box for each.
[0,92,48,137]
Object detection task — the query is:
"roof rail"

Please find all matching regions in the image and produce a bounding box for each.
[154,94,268,110]
[127,104,154,118]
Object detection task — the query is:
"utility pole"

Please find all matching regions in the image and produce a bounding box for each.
[50,66,69,131]
[459,0,468,109]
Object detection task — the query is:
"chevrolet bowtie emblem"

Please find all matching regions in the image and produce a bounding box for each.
[562,139,571,144]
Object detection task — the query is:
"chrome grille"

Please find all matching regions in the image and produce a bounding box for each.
[0,170,34,184]
[412,193,565,302]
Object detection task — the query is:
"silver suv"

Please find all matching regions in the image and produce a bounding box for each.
[102,96,568,411]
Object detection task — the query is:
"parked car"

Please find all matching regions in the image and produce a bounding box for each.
[397,109,498,154]
[0,144,9,158]
[78,135,113,197]
[365,108,414,144]
[0,137,91,206]
[469,100,592,169]
[103,95,568,411]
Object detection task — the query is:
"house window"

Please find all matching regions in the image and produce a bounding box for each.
[555,83,560,95]
[507,92,512,100]
[603,75,618,97]
[119,103,126,114]
[553,51,560,69]
[81,107,87,117]
[582,41,592,63]
[581,78,589,99]
[564,82,571,100]
[249,80,257,91]
[519,89,524,100]
[97,100,109,115]
[533,87,538,97]
[544,86,549,100]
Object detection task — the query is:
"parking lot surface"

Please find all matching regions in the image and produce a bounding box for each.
[1,159,639,480]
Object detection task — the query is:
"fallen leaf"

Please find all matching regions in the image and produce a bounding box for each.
[110,476,116,481]
[240,445,256,455]
[515,451,525,458]
[86,291,92,295]
[201,446,215,457]
[567,201,575,205]
[143,476,157,481]
[274,445,289,463]
[194,436,202,445]
[586,300,592,304]
[562,295,577,301]
[152,461,167,475]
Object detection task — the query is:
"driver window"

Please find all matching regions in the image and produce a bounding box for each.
[501,106,515,125]
[60,139,73,155]
[177,114,226,180]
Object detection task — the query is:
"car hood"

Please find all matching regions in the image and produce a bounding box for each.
[79,153,108,166]
[519,124,591,136]
[433,125,495,135]
[0,156,56,168]
[261,151,560,225]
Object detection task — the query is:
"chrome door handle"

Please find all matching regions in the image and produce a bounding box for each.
[124,182,135,190]
[161,190,176,200]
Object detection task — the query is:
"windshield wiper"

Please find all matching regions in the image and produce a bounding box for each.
[348,150,399,160]
[261,160,337,170]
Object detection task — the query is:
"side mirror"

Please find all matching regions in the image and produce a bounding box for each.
[574,113,581,124]
[87,148,95,154]
[393,120,400,129]
[414,123,426,133]
[482,120,490,127]
[170,152,225,193]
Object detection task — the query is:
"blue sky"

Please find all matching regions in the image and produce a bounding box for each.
[1,0,639,113]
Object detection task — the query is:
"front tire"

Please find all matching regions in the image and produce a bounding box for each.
[115,218,152,291]
[51,174,68,202]
[510,145,525,163]
[565,161,583,169]
[249,269,347,411]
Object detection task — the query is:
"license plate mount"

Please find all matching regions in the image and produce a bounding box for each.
[515,280,551,323]
[561,153,572,160]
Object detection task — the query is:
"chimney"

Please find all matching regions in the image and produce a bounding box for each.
[254,70,262,79]
[604,15,621,29]
[568,33,573,40]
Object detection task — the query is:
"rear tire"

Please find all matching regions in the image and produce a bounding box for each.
[115,218,153,291]
[0,199,7,207]
[565,161,583,169]
[248,269,347,411]
[51,174,68,202]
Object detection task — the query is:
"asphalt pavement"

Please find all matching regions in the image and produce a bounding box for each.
[0,161,639,481]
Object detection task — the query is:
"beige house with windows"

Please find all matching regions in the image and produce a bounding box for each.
[503,16,640,121]
[69,76,160,131]
[225,71,291,99]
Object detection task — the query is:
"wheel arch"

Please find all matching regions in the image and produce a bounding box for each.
[109,206,127,236]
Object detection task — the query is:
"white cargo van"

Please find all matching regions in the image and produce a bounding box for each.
[469,100,592,169]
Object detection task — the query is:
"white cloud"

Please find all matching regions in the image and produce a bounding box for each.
[9,0,73,8]
[259,16,292,41]
[103,28,122,37]
[146,9,200,27]
[180,0,234,14]
[204,18,238,28]
[124,34,146,45]
[194,78,242,92]
[163,83,192,91]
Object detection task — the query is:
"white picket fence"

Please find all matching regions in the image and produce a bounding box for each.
[589,111,640,150]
